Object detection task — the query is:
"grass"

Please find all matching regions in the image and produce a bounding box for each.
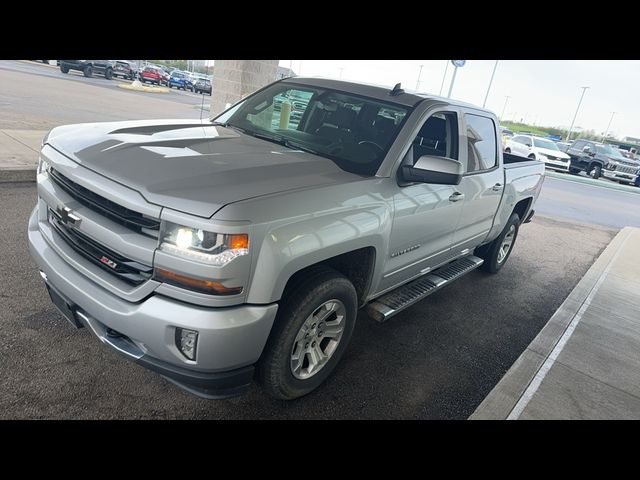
[499,121,553,137]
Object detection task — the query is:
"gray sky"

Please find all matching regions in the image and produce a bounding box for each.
[279,60,640,139]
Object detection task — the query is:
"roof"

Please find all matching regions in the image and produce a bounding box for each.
[280,77,494,114]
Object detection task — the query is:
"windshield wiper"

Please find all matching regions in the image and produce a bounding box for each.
[248,131,321,156]
[211,121,246,134]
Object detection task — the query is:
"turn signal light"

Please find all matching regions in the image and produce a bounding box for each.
[154,268,243,296]
[227,234,249,250]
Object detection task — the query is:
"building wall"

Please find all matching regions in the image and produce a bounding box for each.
[210,60,279,117]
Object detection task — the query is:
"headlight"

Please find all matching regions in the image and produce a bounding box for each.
[159,221,249,266]
[37,157,50,175]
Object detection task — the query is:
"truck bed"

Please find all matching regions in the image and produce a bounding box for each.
[503,152,540,168]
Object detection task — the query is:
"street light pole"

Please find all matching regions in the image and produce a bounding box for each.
[500,96,510,120]
[447,65,458,98]
[439,60,449,96]
[601,111,617,142]
[415,64,424,91]
[339,67,344,79]
[566,86,590,142]
[483,60,499,108]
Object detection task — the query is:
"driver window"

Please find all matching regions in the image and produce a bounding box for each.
[409,112,459,164]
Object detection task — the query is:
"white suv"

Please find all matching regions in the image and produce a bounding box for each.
[505,134,570,171]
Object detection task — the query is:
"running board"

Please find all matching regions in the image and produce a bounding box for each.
[366,255,484,323]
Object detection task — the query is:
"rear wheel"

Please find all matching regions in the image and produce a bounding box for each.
[504,147,511,154]
[60,65,69,74]
[83,65,93,78]
[528,154,536,160]
[257,266,357,400]
[476,213,520,274]
[104,67,113,80]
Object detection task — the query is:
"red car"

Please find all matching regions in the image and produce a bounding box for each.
[139,66,166,85]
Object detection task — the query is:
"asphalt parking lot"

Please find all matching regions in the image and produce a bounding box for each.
[0,182,614,419]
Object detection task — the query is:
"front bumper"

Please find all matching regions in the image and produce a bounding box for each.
[543,160,570,171]
[28,207,278,398]
[602,169,638,183]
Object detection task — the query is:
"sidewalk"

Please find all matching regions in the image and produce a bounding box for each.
[0,129,46,182]
[471,226,640,419]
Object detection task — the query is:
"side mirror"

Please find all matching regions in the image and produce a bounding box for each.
[525,143,532,148]
[401,155,464,185]
[583,145,592,154]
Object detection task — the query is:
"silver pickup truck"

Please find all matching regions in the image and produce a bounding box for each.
[28,77,545,400]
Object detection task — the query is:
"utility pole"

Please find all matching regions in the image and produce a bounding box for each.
[566,86,590,142]
[483,60,499,108]
[339,67,344,79]
[500,96,511,121]
[439,60,449,96]
[415,64,424,91]
[601,111,617,142]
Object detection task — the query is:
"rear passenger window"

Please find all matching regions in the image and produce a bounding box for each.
[409,112,459,164]
[465,114,497,172]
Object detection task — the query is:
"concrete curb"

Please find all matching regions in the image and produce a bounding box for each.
[469,227,633,420]
[0,167,36,183]
[118,83,169,94]
[546,170,640,194]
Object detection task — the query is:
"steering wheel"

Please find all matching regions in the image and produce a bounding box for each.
[358,140,384,154]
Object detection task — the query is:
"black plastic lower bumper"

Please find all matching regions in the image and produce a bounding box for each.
[137,355,255,399]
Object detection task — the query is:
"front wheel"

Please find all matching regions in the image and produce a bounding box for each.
[257,266,357,400]
[591,165,602,179]
[476,213,520,274]
[83,65,93,78]
[104,68,113,80]
[60,65,69,74]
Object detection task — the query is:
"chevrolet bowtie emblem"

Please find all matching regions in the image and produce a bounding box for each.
[56,205,81,227]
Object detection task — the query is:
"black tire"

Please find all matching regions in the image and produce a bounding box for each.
[60,65,69,74]
[168,83,172,89]
[83,65,92,78]
[104,68,113,80]
[504,147,511,154]
[591,164,602,179]
[257,266,358,400]
[528,154,536,160]
[476,213,521,274]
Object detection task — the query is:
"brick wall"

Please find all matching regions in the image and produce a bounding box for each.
[210,60,279,117]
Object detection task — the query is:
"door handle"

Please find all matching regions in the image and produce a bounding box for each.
[492,183,503,191]
[449,192,465,202]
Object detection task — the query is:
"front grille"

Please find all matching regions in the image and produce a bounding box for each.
[49,209,153,286]
[49,168,160,236]
[613,165,638,175]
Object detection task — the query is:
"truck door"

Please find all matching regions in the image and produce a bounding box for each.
[450,112,504,253]
[378,109,464,293]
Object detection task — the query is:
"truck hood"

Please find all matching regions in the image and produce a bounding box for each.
[46,119,363,218]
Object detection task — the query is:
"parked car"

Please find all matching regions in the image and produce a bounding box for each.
[138,65,165,85]
[194,78,212,95]
[499,127,514,138]
[59,60,115,79]
[113,60,136,80]
[168,71,192,90]
[566,139,640,182]
[505,134,571,172]
[29,77,544,400]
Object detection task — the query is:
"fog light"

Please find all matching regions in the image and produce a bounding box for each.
[176,328,199,360]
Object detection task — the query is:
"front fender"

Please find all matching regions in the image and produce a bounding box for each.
[246,205,391,304]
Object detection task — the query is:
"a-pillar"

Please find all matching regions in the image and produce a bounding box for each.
[210,60,279,117]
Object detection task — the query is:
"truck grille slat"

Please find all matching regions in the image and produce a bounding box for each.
[49,209,152,286]
[49,168,160,235]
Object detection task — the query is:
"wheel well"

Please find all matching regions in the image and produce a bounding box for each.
[513,197,532,223]
[281,247,376,308]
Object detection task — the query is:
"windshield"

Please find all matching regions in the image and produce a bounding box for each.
[533,138,559,150]
[213,83,411,176]
[595,144,626,159]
